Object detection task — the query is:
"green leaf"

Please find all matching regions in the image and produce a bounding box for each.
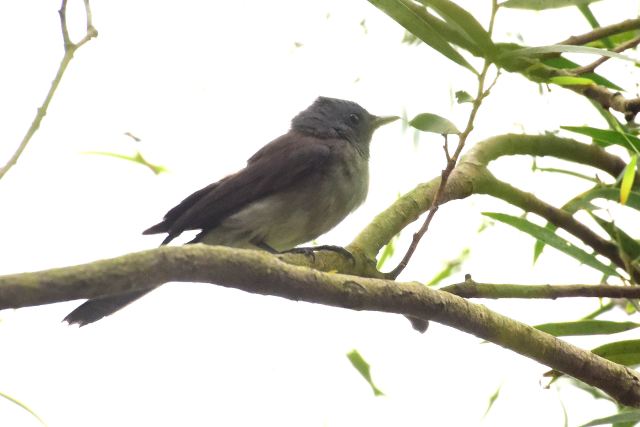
[418,0,495,57]
[409,113,460,134]
[581,411,640,427]
[83,151,168,175]
[534,320,640,337]
[502,44,638,65]
[427,248,470,286]
[482,384,502,418]
[502,0,604,10]
[542,56,622,90]
[455,90,474,104]
[483,212,619,277]
[561,126,640,151]
[0,390,47,426]
[368,0,477,73]
[534,186,640,262]
[592,339,640,365]
[590,213,640,261]
[621,155,638,205]
[548,76,595,86]
[346,350,384,396]
[377,233,399,269]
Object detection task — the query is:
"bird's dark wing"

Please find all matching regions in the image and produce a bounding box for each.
[143,131,338,244]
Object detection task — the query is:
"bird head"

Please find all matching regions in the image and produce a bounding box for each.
[291,97,398,157]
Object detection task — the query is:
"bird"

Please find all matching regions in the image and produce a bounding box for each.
[63,96,399,327]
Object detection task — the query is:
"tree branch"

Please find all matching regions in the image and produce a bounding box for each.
[0,0,97,180]
[572,35,640,75]
[350,133,630,261]
[1,244,639,407]
[443,281,640,299]
[559,18,640,46]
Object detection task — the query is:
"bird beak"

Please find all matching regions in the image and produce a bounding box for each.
[372,115,400,129]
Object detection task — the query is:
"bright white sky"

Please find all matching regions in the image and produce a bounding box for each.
[0,1,638,426]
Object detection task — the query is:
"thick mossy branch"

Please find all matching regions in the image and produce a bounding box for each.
[1,244,639,406]
[351,133,629,259]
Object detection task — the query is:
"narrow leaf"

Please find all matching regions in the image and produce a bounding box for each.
[502,44,638,65]
[368,0,477,73]
[483,384,502,418]
[418,0,495,56]
[409,113,460,134]
[377,233,399,269]
[483,212,619,277]
[561,126,640,152]
[82,151,168,175]
[534,320,640,337]
[346,350,384,396]
[581,411,640,427]
[542,56,622,90]
[590,213,640,261]
[502,0,604,11]
[534,186,640,261]
[0,391,47,426]
[591,339,640,365]
[621,155,637,205]
[549,76,595,86]
[427,248,470,286]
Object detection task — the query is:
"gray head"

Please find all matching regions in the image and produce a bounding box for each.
[291,97,398,157]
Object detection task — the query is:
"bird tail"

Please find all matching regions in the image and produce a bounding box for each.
[63,289,152,327]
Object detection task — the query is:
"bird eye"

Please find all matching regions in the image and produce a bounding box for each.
[348,113,360,124]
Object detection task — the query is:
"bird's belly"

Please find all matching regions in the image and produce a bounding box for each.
[199,166,368,251]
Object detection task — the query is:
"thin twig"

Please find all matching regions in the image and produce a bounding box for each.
[0,0,98,180]
[573,35,640,75]
[386,1,499,280]
[560,17,640,46]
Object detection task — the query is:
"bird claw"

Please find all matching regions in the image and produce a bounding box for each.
[286,245,355,264]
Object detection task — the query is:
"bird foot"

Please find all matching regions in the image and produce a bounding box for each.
[286,245,355,263]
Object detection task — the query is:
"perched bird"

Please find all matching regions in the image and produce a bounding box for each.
[63,97,399,326]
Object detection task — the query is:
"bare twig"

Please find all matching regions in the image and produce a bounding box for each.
[573,35,640,75]
[560,17,640,46]
[387,2,500,280]
[0,0,98,180]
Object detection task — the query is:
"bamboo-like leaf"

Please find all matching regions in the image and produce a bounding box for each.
[83,151,168,175]
[502,44,638,64]
[0,391,47,426]
[590,213,640,261]
[561,126,640,151]
[592,339,640,365]
[427,248,470,286]
[418,0,495,56]
[377,233,399,269]
[534,186,640,262]
[534,320,640,337]
[621,155,638,205]
[483,212,619,276]
[368,0,477,73]
[549,76,595,86]
[581,411,640,427]
[542,56,622,90]
[502,0,604,11]
[346,350,384,396]
[409,113,460,134]
[482,384,502,418]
